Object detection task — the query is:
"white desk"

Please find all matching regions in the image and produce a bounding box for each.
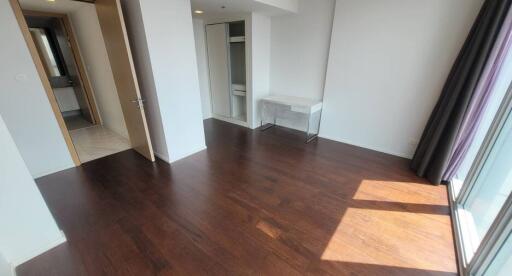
[260,95,323,143]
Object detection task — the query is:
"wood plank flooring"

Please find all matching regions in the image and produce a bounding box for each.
[18,119,457,276]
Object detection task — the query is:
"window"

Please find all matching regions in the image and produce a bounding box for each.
[451,85,512,275]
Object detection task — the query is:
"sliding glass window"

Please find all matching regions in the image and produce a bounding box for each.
[451,84,512,275]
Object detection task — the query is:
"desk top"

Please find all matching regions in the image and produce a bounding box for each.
[261,95,323,114]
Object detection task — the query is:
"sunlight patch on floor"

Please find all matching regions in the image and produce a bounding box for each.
[321,207,456,273]
[352,180,449,206]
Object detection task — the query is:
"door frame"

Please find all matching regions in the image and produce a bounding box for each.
[10,0,156,164]
[9,0,81,166]
[23,9,102,126]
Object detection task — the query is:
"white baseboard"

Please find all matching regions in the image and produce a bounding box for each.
[11,231,67,267]
[211,114,250,128]
[318,133,412,159]
[168,145,207,163]
[154,151,170,163]
[33,163,76,179]
[0,252,16,276]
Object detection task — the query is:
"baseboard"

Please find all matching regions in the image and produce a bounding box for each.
[318,133,412,159]
[0,253,16,276]
[33,163,76,179]
[154,151,170,163]
[11,231,67,267]
[211,114,250,128]
[168,145,207,163]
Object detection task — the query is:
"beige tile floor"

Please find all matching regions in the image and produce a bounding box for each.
[70,126,131,163]
[64,115,93,131]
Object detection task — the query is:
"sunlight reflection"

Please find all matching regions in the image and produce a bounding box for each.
[321,207,456,273]
[353,180,448,206]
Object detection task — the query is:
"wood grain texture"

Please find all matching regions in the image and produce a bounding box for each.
[17,119,457,276]
[9,0,81,166]
[95,0,154,161]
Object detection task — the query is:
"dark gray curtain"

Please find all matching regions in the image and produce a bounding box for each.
[411,0,512,185]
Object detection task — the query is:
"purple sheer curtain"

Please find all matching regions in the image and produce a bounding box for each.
[411,0,512,185]
[443,8,512,180]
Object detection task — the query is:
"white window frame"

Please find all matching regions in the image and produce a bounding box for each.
[449,82,512,275]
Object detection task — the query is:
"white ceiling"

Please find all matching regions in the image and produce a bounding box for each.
[190,0,296,17]
[18,0,90,13]
[18,0,296,19]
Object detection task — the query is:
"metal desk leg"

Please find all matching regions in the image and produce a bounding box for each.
[305,113,317,143]
[260,122,275,131]
[260,114,276,131]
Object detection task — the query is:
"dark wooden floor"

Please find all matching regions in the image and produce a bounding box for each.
[18,119,457,276]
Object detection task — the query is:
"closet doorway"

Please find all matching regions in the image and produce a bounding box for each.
[10,0,155,164]
[206,20,248,125]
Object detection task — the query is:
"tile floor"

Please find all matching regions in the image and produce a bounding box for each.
[70,126,131,163]
[64,115,94,131]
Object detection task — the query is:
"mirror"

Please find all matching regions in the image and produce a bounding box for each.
[29,28,64,77]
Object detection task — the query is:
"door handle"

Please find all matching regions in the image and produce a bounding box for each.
[131,98,146,109]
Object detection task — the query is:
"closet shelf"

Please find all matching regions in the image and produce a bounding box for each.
[231,83,246,97]
[233,90,246,97]
[232,83,246,90]
[230,36,245,43]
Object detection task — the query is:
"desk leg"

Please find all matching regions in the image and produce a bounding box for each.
[260,122,275,131]
[305,112,319,143]
[260,115,276,131]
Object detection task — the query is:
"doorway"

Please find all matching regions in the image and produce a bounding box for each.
[25,10,100,131]
[10,0,155,164]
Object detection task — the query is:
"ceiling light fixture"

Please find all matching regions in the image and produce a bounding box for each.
[47,0,56,2]
[194,10,204,14]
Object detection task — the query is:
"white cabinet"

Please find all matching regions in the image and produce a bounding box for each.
[206,21,247,123]
[206,24,231,117]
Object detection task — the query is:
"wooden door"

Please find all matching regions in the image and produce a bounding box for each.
[95,0,155,161]
[206,24,231,117]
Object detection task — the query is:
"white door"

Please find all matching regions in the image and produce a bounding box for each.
[206,24,231,117]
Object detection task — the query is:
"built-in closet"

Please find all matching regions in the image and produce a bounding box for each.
[206,21,247,123]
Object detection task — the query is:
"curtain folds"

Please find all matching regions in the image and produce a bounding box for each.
[411,0,512,184]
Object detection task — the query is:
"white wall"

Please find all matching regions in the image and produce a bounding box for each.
[123,0,206,163]
[270,0,334,100]
[0,1,75,178]
[320,0,484,158]
[0,251,14,276]
[250,12,271,128]
[53,87,80,112]
[0,114,65,267]
[70,5,129,138]
[268,0,334,131]
[193,18,212,119]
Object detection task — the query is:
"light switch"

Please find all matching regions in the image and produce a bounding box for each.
[15,74,28,81]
